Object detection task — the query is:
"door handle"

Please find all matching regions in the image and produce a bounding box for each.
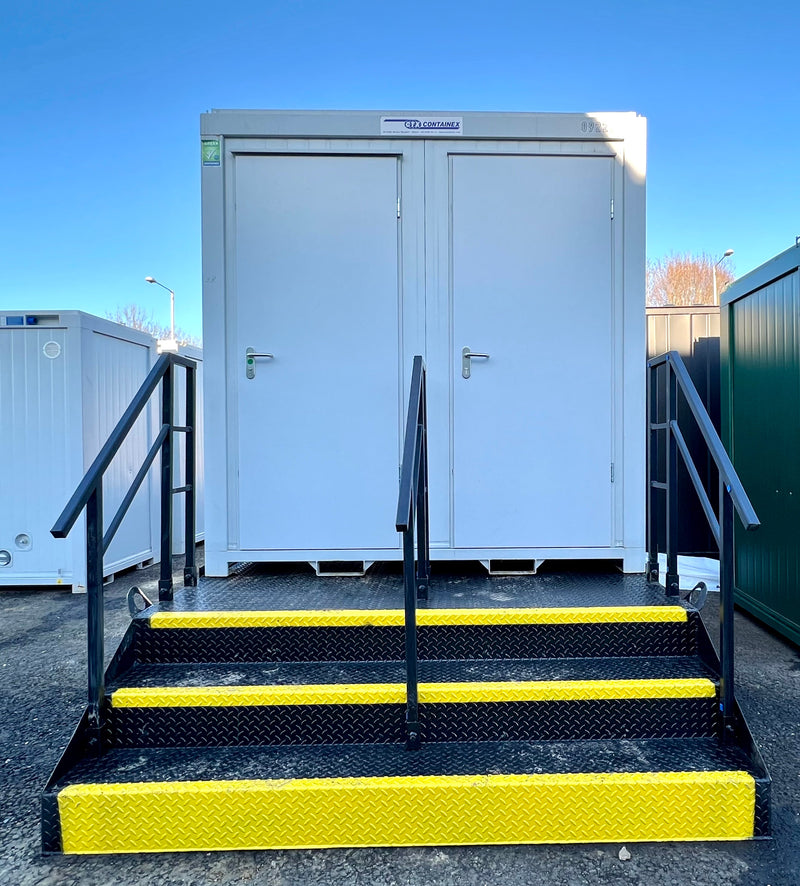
[246,347,274,379]
[462,347,490,379]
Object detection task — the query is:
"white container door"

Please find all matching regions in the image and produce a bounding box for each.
[0,328,70,581]
[446,152,615,549]
[233,154,403,551]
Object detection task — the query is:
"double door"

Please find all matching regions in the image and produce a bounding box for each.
[232,141,617,554]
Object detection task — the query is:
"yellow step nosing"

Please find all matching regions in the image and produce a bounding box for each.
[57,770,756,852]
[110,677,717,708]
[149,606,687,630]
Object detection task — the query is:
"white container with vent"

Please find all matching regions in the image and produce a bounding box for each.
[201,110,647,576]
[0,311,160,592]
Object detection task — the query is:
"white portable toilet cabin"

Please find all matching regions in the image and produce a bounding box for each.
[201,110,647,577]
[0,311,160,591]
[159,341,205,554]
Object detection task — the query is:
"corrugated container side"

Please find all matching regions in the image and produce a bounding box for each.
[1,312,160,590]
[728,269,800,644]
[647,307,720,556]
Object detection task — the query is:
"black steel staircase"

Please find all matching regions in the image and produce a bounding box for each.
[39,353,770,853]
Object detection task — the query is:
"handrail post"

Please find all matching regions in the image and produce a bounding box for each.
[415,370,430,600]
[665,359,680,596]
[646,364,659,583]
[397,356,429,751]
[183,363,198,588]
[85,485,104,755]
[719,485,736,742]
[403,509,421,750]
[159,363,174,601]
[646,350,757,748]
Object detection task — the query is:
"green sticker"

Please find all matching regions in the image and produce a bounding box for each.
[202,138,221,167]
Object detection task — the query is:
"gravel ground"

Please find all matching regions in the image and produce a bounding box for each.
[1,562,798,886]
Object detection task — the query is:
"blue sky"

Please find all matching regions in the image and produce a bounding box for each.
[2,0,797,340]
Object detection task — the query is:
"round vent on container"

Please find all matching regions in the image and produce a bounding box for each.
[15,533,32,550]
[43,341,62,359]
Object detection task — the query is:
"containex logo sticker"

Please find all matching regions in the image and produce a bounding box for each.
[380,116,463,136]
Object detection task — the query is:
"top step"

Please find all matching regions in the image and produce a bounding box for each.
[124,570,696,665]
[131,605,697,664]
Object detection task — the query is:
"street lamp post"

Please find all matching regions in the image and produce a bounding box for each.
[712,250,734,306]
[145,276,175,343]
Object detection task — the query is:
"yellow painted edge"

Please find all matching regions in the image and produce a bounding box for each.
[58,770,756,852]
[149,606,687,629]
[111,678,716,708]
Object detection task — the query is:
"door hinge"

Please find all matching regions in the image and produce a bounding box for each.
[397,197,401,219]
[610,198,615,220]
[611,463,615,482]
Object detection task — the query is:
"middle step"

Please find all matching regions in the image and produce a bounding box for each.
[105,658,719,747]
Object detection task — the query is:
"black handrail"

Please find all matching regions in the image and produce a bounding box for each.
[647,349,759,741]
[396,355,431,751]
[51,352,198,753]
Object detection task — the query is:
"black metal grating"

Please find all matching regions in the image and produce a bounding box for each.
[105,698,718,748]
[754,778,771,838]
[40,791,62,854]
[105,703,406,748]
[134,620,696,664]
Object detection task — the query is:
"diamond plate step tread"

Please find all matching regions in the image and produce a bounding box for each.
[153,567,675,613]
[56,770,756,852]
[105,697,719,747]
[135,619,697,663]
[111,656,717,689]
[49,738,759,785]
[47,740,761,852]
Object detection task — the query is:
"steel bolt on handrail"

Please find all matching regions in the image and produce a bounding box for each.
[396,356,431,751]
[646,350,759,741]
[51,352,198,753]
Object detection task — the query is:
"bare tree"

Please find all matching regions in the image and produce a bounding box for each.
[647,253,735,307]
[106,304,201,347]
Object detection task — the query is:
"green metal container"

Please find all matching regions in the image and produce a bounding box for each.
[721,243,800,646]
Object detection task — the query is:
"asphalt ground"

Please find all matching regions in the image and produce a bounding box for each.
[1,559,798,886]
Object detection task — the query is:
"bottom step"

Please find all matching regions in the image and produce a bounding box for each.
[45,739,766,853]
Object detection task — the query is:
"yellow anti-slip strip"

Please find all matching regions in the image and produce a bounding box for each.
[149,606,687,629]
[58,770,755,852]
[111,678,715,708]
